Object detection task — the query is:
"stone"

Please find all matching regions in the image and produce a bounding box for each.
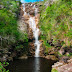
[28,42,35,56]
[59,49,65,55]
[45,55,58,60]
[19,54,28,59]
[29,10,35,15]
[60,56,69,63]
[8,57,13,61]
[52,59,72,72]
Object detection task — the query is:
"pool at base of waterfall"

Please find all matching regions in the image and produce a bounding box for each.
[7,57,56,72]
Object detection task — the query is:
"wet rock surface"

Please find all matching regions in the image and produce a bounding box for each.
[21,3,45,57]
[45,55,58,60]
[28,42,35,57]
[19,54,28,59]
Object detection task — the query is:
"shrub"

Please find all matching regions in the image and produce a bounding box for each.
[0,62,9,72]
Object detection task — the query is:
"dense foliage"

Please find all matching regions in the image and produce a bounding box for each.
[0,62,9,72]
[0,0,28,42]
[0,0,28,71]
[39,0,72,52]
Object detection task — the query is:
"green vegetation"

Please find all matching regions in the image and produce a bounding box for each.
[0,0,28,70]
[51,68,58,72]
[39,0,72,52]
[0,62,9,72]
[0,0,28,54]
[0,0,28,42]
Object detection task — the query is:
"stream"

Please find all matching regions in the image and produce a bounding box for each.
[7,57,56,72]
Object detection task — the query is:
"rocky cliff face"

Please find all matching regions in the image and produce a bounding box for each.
[19,3,44,57]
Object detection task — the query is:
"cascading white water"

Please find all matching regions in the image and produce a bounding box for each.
[29,17,40,57]
[22,3,40,57]
[22,3,27,15]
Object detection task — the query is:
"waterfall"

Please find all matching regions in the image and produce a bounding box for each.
[29,17,40,57]
[22,3,27,15]
[22,3,40,57]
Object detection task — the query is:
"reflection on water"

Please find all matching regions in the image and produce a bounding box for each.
[34,58,40,72]
[7,57,56,72]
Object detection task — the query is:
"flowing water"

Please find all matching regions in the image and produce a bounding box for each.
[7,57,56,72]
[22,3,41,57]
[29,16,40,57]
